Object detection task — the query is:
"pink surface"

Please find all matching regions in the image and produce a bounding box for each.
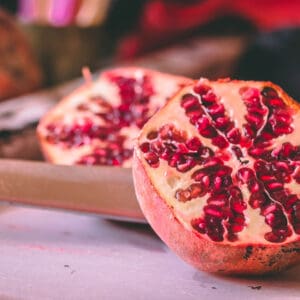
[0,206,299,299]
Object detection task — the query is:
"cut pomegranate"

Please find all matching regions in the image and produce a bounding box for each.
[37,67,191,166]
[133,78,300,275]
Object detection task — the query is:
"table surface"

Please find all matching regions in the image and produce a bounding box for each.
[0,206,299,300]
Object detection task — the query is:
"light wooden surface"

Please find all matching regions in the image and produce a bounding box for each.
[0,207,299,300]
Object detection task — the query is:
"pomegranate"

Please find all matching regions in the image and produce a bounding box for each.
[0,9,41,101]
[37,67,191,166]
[133,78,300,275]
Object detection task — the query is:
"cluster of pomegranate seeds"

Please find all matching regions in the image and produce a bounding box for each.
[45,117,115,148]
[141,123,247,242]
[140,80,300,243]
[44,74,157,166]
[102,74,155,129]
[77,146,132,166]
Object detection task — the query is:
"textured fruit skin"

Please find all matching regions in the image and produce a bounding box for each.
[133,151,300,275]
[133,79,300,275]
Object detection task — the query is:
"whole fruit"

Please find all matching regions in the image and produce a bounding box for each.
[133,78,300,275]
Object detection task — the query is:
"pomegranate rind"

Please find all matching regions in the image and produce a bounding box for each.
[133,79,300,275]
[37,67,192,166]
[133,152,300,275]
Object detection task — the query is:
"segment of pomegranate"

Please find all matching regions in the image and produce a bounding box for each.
[37,67,191,166]
[133,78,300,275]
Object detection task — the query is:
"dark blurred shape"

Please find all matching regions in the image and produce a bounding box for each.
[116,0,300,59]
[0,9,41,101]
[117,15,254,60]
[0,0,17,13]
[22,24,111,86]
[234,28,300,101]
[105,0,146,36]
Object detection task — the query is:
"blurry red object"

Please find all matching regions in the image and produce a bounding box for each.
[118,0,300,59]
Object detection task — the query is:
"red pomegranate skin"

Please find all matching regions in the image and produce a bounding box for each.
[133,79,300,275]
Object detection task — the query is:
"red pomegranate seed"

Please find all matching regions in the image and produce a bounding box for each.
[212,135,229,149]
[202,175,211,188]
[181,94,199,109]
[231,198,247,213]
[215,116,231,130]
[208,195,228,206]
[247,106,268,116]
[261,86,278,98]
[197,117,217,138]
[237,167,254,184]
[268,98,285,108]
[176,158,196,172]
[207,104,225,117]
[202,91,217,103]
[140,142,150,153]
[262,204,277,216]
[144,152,159,168]
[191,218,207,234]
[248,147,267,157]
[204,206,223,218]
[186,137,202,151]
[245,114,264,128]
[193,83,211,95]
[266,182,283,191]
[240,87,260,102]
[214,176,222,190]
[226,128,241,144]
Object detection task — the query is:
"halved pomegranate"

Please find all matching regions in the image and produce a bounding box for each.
[37,67,191,166]
[133,78,300,275]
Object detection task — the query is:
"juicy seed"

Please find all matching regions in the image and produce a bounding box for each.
[212,136,229,149]
[193,83,211,95]
[144,152,159,168]
[226,128,241,144]
[261,86,278,98]
[140,142,150,153]
[196,117,217,138]
[237,167,255,184]
[186,137,202,151]
[181,94,199,109]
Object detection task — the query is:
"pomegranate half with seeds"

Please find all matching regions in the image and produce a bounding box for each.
[37,67,191,166]
[133,78,300,275]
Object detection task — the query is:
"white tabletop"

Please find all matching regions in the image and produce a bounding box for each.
[0,206,299,300]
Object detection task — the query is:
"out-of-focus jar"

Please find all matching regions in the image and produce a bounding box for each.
[17,0,114,86]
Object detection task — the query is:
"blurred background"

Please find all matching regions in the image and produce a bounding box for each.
[0,0,299,158]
